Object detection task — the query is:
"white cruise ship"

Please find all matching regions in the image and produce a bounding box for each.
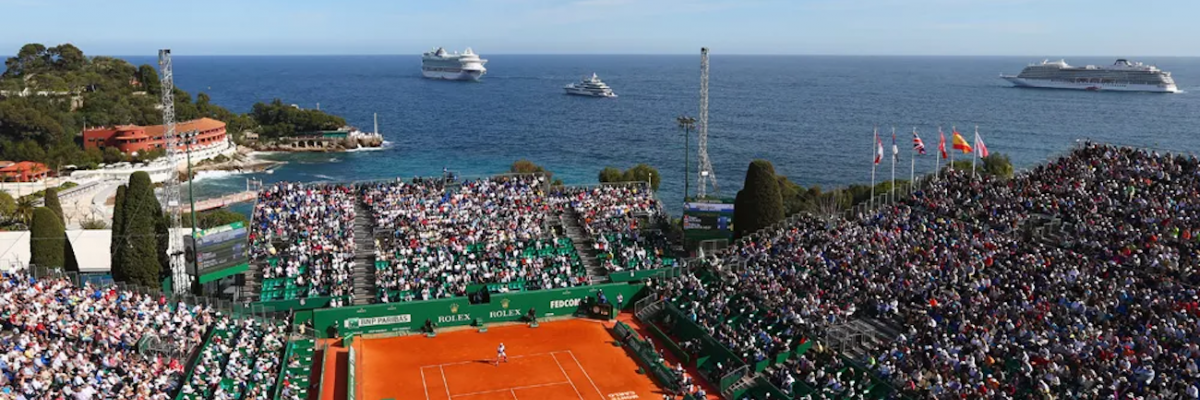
[1001,59,1178,93]
[421,47,487,81]
[564,73,617,98]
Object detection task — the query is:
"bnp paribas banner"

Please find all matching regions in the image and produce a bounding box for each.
[344,314,413,330]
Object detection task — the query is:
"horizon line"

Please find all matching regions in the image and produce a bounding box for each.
[106,53,1200,58]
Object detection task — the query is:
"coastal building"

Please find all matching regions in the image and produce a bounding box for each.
[0,161,51,182]
[82,117,228,155]
[258,128,383,152]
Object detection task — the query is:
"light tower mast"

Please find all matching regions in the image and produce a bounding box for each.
[697,47,717,198]
[158,49,188,294]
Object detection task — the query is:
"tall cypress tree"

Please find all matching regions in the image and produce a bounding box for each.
[43,188,64,225]
[110,184,127,282]
[114,172,162,287]
[30,207,65,269]
[734,160,784,238]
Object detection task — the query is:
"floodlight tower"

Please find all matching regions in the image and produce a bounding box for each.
[697,47,718,198]
[158,49,188,294]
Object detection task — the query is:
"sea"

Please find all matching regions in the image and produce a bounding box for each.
[118,55,1200,215]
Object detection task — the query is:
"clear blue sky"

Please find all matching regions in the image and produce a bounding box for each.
[2,0,1197,56]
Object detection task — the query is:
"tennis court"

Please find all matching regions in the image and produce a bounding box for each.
[356,319,668,400]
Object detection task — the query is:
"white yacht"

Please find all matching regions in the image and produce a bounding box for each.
[1001,59,1178,93]
[421,47,487,81]
[564,73,617,97]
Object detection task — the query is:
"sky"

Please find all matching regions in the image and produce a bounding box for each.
[1,0,1197,56]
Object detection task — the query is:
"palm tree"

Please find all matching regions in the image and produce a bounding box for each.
[15,196,36,225]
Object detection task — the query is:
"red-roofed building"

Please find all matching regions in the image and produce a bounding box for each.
[82,118,227,154]
[0,161,51,182]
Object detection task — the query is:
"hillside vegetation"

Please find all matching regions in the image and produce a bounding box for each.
[0,43,346,168]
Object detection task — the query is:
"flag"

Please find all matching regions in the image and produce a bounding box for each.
[913,131,926,155]
[874,134,883,165]
[938,129,948,159]
[892,132,899,161]
[952,129,972,154]
[976,133,989,158]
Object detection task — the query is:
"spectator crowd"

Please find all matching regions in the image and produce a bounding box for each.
[0,272,216,398]
[251,182,357,303]
[552,184,676,273]
[366,176,586,301]
[656,143,1200,399]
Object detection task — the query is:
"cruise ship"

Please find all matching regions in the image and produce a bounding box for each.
[421,47,487,81]
[1001,59,1178,93]
[564,73,617,98]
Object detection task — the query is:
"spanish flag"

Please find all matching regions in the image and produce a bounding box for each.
[951,129,972,154]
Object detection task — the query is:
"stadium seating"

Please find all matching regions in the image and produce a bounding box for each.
[552,185,675,273]
[653,143,1200,399]
[251,183,357,302]
[365,176,590,302]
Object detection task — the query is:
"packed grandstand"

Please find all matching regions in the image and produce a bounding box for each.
[2,142,1198,399]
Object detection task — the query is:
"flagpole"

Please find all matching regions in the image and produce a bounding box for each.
[950,125,955,174]
[890,126,897,202]
[972,125,979,178]
[871,127,877,209]
[936,126,942,180]
[910,127,916,184]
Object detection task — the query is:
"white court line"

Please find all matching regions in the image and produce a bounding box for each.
[420,352,558,369]
[568,351,605,400]
[550,352,585,400]
[450,381,572,398]
[510,389,518,400]
[440,365,452,400]
[420,367,431,400]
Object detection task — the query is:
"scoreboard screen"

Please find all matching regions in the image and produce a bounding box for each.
[682,201,734,232]
[185,221,250,280]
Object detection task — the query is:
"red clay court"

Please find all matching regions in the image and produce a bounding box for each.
[355,319,670,400]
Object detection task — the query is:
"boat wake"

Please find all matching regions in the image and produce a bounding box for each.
[191,170,244,182]
[343,142,391,153]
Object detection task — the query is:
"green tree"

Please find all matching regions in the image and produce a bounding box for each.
[182,209,249,230]
[598,167,622,183]
[983,154,1014,179]
[14,195,36,225]
[80,219,107,229]
[620,164,661,191]
[250,99,346,138]
[102,147,125,164]
[510,159,552,180]
[137,64,160,94]
[112,172,161,287]
[733,160,784,238]
[3,43,49,77]
[43,188,63,225]
[48,44,85,71]
[110,184,126,270]
[29,207,64,268]
[0,190,15,220]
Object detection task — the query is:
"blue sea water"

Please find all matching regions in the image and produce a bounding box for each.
[120,55,1200,214]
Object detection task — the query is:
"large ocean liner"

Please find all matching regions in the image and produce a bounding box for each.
[1001,59,1178,93]
[421,47,487,81]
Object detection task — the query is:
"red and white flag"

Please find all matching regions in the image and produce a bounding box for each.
[976,133,989,158]
[875,133,884,165]
[938,128,948,159]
